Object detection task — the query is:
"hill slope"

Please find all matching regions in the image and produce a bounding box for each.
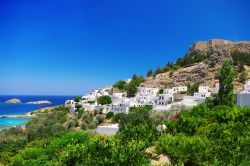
[141,39,250,93]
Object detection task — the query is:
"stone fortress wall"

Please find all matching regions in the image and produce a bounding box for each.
[189,39,233,51]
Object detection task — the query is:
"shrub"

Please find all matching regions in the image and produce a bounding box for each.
[106,112,114,119]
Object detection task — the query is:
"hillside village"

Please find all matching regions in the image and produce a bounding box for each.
[66,39,250,114]
[65,79,250,114]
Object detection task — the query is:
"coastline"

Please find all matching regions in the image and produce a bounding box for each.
[0,105,61,131]
[0,105,61,118]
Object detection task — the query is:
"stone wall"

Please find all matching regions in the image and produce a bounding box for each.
[190,39,233,51]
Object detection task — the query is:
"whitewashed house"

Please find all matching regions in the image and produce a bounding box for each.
[135,95,155,105]
[193,86,211,102]
[154,94,173,105]
[108,104,129,114]
[65,100,76,112]
[164,88,175,94]
[65,100,75,107]
[172,86,188,93]
[137,87,159,96]
[244,80,250,92]
[181,99,198,108]
[237,80,250,106]
[213,83,220,93]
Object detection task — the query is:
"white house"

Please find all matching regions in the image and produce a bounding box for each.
[108,104,129,114]
[181,99,198,108]
[135,95,155,105]
[172,86,188,93]
[137,87,159,96]
[154,94,173,105]
[244,80,250,92]
[193,86,211,102]
[65,100,75,107]
[65,100,76,112]
[198,86,209,93]
[214,83,220,93]
[164,88,175,94]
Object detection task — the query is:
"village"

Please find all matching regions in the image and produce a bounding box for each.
[65,79,250,114]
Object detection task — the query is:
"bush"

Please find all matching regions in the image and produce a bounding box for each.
[157,134,210,165]
[95,115,105,125]
[106,112,114,119]
[97,96,112,105]
[74,96,82,102]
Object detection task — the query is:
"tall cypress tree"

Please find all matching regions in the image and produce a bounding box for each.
[218,61,235,106]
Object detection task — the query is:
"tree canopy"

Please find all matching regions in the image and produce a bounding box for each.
[113,80,126,90]
[97,95,112,105]
[218,61,235,106]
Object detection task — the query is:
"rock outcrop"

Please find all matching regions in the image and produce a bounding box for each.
[5,98,21,104]
[141,39,250,93]
[190,39,250,64]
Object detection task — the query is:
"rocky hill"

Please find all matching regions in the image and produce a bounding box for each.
[141,39,250,93]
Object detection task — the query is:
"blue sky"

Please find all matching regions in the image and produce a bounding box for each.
[1,0,250,95]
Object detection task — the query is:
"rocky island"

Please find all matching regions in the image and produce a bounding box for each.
[26,100,52,104]
[5,98,21,104]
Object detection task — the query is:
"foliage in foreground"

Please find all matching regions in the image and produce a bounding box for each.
[1,103,250,165]
[157,104,250,165]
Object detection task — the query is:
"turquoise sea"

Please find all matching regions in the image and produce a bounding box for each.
[0,95,74,130]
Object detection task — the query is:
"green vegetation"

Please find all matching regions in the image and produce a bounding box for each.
[157,88,164,94]
[75,103,82,111]
[187,82,200,94]
[232,50,250,66]
[0,105,169,165]
[97,95,112,105]
[106,112,114,119]
[73,96,82,102]
[1,58,250,165]
[169,71,174,77]
[239,71,248,84]
[218,61,235,106]
[113,74,145,98]
[113,80,126,90]
[157,104,250,165]
[147,69,153,77]
[175,52,211,67]
[1,101,250,165]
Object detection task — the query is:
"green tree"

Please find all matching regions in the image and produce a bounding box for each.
[97,96,112,105]
[169,71,174,77]
[239,71,248,84]
[74,96,81,102]
[113,80,126,90]
[125,82,138,98]
[218,61,235,106]
[106,112,114,119]
[154,67,163,75]
[137,75,145,83]
[132,74,138,80]
[147,69,153,77]
[75,104,82,111]
[158,89,164,94]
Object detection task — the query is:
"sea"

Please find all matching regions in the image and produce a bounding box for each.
[0,95,75,130]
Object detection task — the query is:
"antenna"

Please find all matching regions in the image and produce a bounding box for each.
[234,32,237,42]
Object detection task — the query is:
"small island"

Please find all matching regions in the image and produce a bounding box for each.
[5,98,21,104]
[26,100,52,104]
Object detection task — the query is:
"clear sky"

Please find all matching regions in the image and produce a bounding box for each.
[1,0,250,95]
